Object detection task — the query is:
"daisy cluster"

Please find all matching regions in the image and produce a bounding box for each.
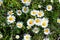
[6,0,52,40]
[0,0,60,40]
[6,0,32,40]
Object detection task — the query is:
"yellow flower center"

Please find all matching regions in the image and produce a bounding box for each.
[57,19,60,23]
[26,36,29,39]
[9,17,14,21]
[17,24,22,27]
[24,0,27,2]
[18,11,21,14]
[24,7,27,11]
[38,12,42,16]
[36,19,40,23]
[34,29,37,32]
[45,29,48,33]
[32,12,36,14]
[48,6,51,9]
[42,22,46,26]
[29,20,33,24]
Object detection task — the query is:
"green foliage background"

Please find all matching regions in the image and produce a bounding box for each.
[0,0,60,40]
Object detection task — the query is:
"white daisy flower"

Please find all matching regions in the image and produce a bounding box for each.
[7,10,14,15]
[44,28,50,35]
[16,22,23,28]
[7,15,15,23]
[24,34,31,40]
[15,35,20,39]
[38,5,42,8]
[0,34,3,39]
[21,0,31,6]
[43,38,49,40]
[34,18,42,26]
[37,10,44,17]
[31,10,38,16]
[46,5,52,11]
[41,21,48,28]
[16,10,22,16]
[51,0,53,3]
[27,26,31,29]
[27,19,34,26]
[32,27,39,34]
[0,0,3,6]
[57,18,60,24]
[22,6,29,13]
[41,18,49,28]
